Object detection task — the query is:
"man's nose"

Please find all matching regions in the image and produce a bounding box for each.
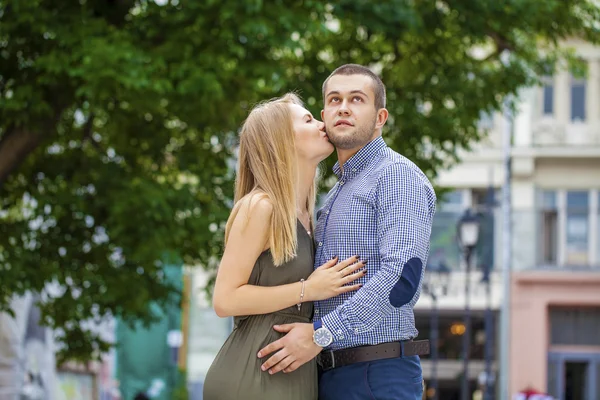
[337,99,350,115]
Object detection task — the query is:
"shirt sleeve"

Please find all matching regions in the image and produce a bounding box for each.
[321,163,436,339]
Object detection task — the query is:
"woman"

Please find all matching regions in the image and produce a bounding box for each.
[202,93,365,400]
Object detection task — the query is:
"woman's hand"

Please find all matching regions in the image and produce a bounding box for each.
[304,255,366,301]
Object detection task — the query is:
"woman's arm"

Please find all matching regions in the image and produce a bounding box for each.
[212,196,363,318]
[212,196,305,317]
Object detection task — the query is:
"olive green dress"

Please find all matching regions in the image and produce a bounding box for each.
[203,221,317,400]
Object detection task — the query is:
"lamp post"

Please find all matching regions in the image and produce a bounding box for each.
[481,185,496,400]
[457,209,480,400]
[423,262,451,400]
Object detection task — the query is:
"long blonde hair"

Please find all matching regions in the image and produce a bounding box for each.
[225,93,318,266]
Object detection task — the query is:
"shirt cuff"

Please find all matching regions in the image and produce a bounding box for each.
[321,309,352,342]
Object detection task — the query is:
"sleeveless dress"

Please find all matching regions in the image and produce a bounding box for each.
[203,221,317,400]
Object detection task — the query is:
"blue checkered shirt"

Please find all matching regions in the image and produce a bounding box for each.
[313,136,436,351]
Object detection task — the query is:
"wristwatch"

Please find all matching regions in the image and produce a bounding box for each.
[313,320,333,347]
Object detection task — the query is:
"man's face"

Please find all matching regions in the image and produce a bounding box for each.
[321,74,378,150]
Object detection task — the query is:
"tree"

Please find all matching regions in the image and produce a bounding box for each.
[1,0,598,362]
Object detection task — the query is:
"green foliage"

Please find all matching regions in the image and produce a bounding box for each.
[1,0,599,362]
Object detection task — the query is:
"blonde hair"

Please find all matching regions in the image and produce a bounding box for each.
[225,93,318,266]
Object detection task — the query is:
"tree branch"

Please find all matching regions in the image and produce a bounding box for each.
[0,127,41,188]
[480,30,516,62]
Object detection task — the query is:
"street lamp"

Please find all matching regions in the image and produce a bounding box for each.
[457,209,480,400]
[423,262,451,400]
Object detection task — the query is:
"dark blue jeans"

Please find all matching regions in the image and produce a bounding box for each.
[318,355,424,400]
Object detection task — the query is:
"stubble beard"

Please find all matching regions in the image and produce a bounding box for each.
[326,119,377,150]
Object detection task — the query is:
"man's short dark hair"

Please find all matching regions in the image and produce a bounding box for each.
[322,64,386,110]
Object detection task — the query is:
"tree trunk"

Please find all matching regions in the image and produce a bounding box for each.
[0,128,41,188]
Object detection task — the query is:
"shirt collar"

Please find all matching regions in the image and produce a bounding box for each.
[332,136,387,179]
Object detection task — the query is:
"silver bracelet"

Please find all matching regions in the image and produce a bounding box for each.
[297,278,305,311]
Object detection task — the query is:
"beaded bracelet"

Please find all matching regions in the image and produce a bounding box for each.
[297,278,306,311]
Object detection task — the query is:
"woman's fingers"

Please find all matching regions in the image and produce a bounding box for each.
[343,269,366,284]
[317,256,339,270]
[341,260,366,275]
[333,255,360,271]
[340,283,363,293]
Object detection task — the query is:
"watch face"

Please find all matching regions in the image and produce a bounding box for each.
[314,327,333,347]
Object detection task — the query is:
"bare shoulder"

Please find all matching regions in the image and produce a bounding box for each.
[231,191,274,233]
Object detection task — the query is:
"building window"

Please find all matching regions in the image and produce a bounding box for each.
[537,189,600,267]
[566,191,589,265]
[540,190,558,265]
[550,307,600,346]
[571,78,586,121]
[543,84,554,115]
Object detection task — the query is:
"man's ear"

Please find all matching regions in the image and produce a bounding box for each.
[321,109,325,120]
[375,108,389,130]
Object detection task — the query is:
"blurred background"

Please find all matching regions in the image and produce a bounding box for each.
[1,1,600,399]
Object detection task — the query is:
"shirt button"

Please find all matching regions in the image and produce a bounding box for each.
[315,309,319,315]
[352,168,357,172]
[318,242,323,246]
[340,181,345,185]
[355,329,359,333]
[325,210,330,215]
[339,334,345,340]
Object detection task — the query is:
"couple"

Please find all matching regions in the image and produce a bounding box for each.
[203,64,437,400]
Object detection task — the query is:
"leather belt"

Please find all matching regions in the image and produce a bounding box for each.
[317,340,430,372]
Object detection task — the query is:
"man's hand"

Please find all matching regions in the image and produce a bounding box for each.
[257,322,322,374]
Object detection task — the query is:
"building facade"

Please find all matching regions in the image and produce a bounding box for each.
[424,39,600,399]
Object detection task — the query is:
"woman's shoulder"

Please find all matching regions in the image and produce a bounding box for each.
[237,190,274,219]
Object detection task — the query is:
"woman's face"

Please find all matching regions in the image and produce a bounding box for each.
[290,104,334,163]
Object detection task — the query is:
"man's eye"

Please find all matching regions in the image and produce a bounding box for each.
[353,96,363,102]
[330,97,340,102]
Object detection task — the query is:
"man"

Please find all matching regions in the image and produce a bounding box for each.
[257,64,436,399]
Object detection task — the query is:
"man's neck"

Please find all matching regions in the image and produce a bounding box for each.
[336,133,380,173]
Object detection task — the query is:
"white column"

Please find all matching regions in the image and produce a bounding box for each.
[554,69,571,126]
[587,59,600,124]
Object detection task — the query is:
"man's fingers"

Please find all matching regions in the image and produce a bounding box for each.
[268,355,295,375]
[273,323,295,333]
[261,350,288,372]
[283,361,301,374]
[257,338,284,358]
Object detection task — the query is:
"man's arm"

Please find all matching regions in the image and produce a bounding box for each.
[258,163,436,373]
[320,163,436,340]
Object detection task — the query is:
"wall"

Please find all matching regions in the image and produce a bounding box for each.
[509,271,600,396]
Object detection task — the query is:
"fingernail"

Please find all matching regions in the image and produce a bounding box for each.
[331,255,337,260]
[269,370,274,375]
[261,365,266,371]
[362,260,368,264]
[257,352,262,358]
[355,255,360,259]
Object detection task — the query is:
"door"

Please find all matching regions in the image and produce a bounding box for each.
[547,352,600,400]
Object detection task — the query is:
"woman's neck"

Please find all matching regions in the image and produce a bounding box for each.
[296,159,316,214]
